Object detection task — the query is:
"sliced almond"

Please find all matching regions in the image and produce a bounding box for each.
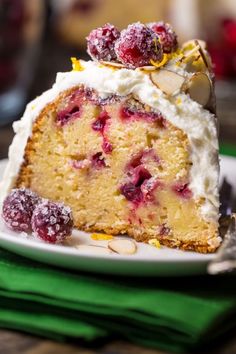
[138,65,157,72]
[100,61,125,69]
[196,40,211,70]
[75,244,113,255]
[181,40,210,70]
[108,239,137,255]
[182,39,207,51]
[179,44,200,64]
[150,69,185,95]
[185,72,211,106]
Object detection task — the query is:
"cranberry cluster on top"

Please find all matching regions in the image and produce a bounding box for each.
[86,21,177,68]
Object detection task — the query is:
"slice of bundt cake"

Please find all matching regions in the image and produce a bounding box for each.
[0,22,221,252]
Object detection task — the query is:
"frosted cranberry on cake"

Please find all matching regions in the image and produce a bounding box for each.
[0,22,221,253]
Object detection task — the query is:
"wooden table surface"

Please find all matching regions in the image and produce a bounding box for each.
[0,28,236,354]
[1,328,236,354]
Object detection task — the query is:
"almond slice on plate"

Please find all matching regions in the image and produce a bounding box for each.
[150,69,185,95]
[75,244,113,255]
[185,72,211,107]
[108,239,137,255]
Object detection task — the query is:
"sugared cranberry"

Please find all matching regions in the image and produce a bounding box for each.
[172,183,192,199]
[148,21,178,53]
[91,152,106,168]
[87,23,120,61]
[115,22,163,68]
[2,188,40,232]
[31,200,73,244]
[120,183,143,204]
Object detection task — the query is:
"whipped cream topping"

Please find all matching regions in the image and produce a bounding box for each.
[0,60,219,221]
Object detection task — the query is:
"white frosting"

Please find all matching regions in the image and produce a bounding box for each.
[0,60,219,221]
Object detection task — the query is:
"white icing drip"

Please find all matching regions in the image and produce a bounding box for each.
[0,60,219,221]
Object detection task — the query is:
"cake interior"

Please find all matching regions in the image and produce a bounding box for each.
[16,86,218,253]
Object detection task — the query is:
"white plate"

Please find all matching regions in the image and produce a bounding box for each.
[0,156,235,277]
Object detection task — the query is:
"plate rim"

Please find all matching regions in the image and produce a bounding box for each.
[0,156,234,273]
[0,229,215,264]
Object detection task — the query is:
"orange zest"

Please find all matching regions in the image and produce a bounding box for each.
[150,53,169,68]
[91,233,114,241]
[71,57,84,71]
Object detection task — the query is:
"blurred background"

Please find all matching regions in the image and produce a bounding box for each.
[0,0,236,159]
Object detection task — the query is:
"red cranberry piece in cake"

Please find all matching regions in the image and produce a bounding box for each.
[120,165,153,205]
[141,177,162,201]
[120,183,143,204]
[115,22,163,68]
[172,183,192,199]
[91,152,106,168]
[32,200,73,244]
[92,111,110,133]
[57,105,81,126]
[102,139,113,154]
[120,106,166,127]
[148,21,178,53]
[158,224,171,236]
[56,89,85,127]
[131,166,152,186]
[92,111,113,154]
[127,149,160,172]
[2,188,40,232]
[87,23,120,61]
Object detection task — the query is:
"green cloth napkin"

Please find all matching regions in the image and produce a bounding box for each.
[220,143,236,158]
[0,248,236,354]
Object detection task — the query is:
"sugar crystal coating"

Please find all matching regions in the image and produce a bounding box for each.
[2,188,40,232]
[87,23,120,61]
[148,21,178,53]
[31,200,73,243]
[115,22,163,68]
